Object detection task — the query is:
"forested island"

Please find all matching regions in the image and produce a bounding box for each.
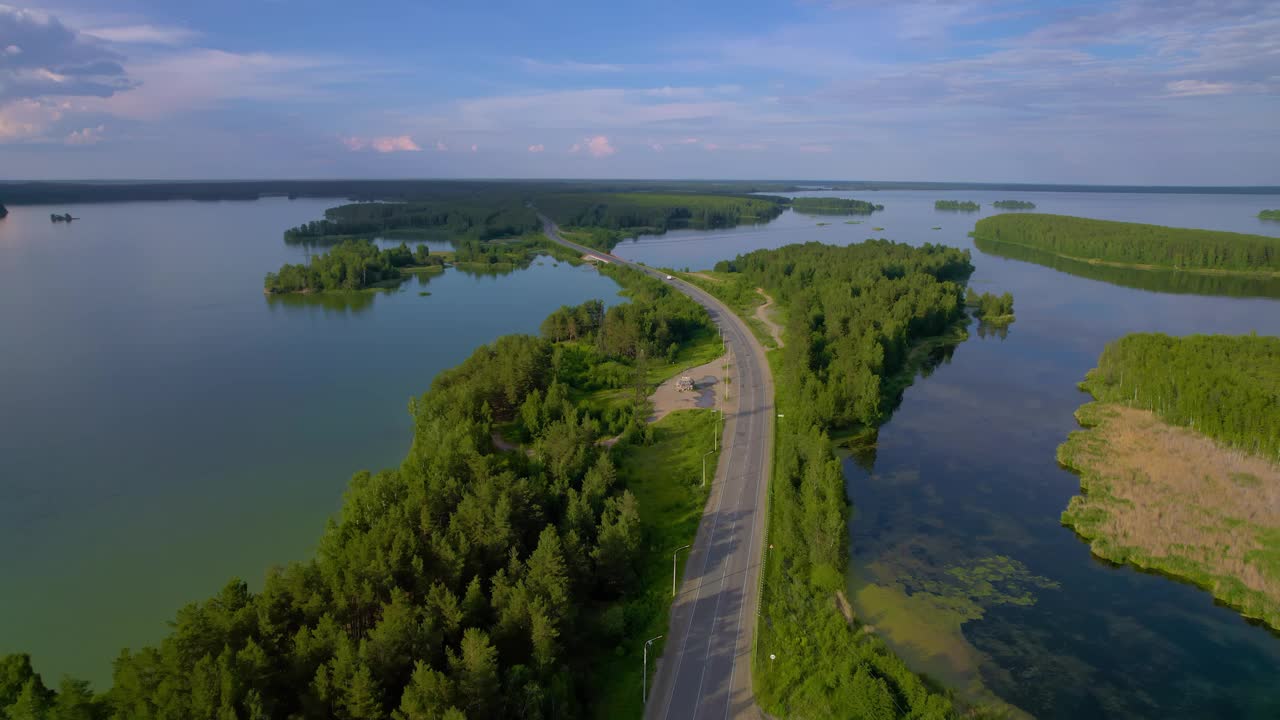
[1260,209,1280,220]
[706,240,982,717]
[1059,333,1280,631]
[935,200,980,211]
[974,214,1280,274]
[789,197,884,215]
[264,240,446,294]
[991,200,1035,209]
[968,291,1015,325]
[0,203,8,218]
[0,264,735,718]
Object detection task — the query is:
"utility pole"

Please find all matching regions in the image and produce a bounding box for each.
[672,544,691,596]
[702,449,716,487]
[643,635,663,704]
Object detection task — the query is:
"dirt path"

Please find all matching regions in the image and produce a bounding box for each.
[755,288,785,347]
[647,353,726,423]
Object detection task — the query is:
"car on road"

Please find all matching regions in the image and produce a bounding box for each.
[666,275,674,280]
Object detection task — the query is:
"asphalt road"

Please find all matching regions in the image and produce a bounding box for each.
[539,218,774,719]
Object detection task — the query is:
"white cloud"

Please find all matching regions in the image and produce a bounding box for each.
[1165,79,1237,96]
[0,98,62,141]
[343,135,421,153]
[527,143,545,152]
[583,135,615,157]
[64,123,104,144]
[519,57,624,73]
[84,24,198,46]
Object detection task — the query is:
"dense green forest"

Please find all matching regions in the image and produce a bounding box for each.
[1,264,723,719]
[1079,333,1280,460]
[789,197,884,215]
[713,240,975,717]
[973,235,1280,299]
[973,214,1280,273]
[284,202,542,244]
[991,200,1035,209]
[264,240,448,294]
[1260,209,1280,220]
[935,200,980,211]
[536,192,787,251]
[969,291,1015,325]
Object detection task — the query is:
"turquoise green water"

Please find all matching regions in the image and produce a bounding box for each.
[0,199,621,685]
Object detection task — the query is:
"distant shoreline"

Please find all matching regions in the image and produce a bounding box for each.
[1,179,1278,206]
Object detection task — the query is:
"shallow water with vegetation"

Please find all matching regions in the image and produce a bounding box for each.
[613,189,1280,718]
[0,199,622,685]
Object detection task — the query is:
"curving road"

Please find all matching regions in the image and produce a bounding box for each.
[539,217,774,719]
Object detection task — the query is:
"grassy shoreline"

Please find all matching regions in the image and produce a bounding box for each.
[1059,400,1280,631]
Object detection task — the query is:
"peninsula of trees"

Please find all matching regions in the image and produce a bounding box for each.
[264,240,445,294]
[969,291,1015,325]
[1260,209,1280,220]
[991,200,1036,209]
[1,264,730,719]
[974,214,1280,274]
[789,197,884,215]
[713,239,976,717]
[1059,333,1280,630]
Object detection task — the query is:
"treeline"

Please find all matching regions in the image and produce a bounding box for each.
[715,240,973,717]
[992,200,1035,209]
[790,197,884,215]
[974,214,1280,273]
[973,235,1280,299]
[0,203,8,218]
[1260,209,1280,220]
[1,265,716,719]
[935,200,980,211]
[1081,333,1280,460]
[969,291,1014,324]
[284,202,542,244]
[537,193,786,250]
[264,240,444,294]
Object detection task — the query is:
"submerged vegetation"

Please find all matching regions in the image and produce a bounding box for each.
[713,240,980,717]
[1059,335,1280,630]
[935,200,980,211]
[790,197,884,215]
[974,214,1280,274]
[2,264,724,719]
[991,200,1036,209]
[968,291,1015,326]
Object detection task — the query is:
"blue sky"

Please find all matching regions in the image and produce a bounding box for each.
[1,0,1277,183]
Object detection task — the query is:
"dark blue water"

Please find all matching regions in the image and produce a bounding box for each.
[613,191,1280,719]
[0,199,622,685]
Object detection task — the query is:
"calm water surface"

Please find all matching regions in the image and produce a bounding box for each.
[0,199,621,685]
[613,191,1280,719]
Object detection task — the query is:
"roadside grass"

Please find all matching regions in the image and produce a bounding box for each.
[676,271,778,350]
[588,409,719,718]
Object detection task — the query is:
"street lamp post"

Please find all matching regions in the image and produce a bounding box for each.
[702,449,716,487]
[643,635,663,704]
[672,544,691,596]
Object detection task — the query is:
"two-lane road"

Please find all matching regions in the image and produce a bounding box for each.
[540,217,774,719]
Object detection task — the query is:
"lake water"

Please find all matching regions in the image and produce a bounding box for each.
[0,198,622,685]
[612,191,1280,719]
